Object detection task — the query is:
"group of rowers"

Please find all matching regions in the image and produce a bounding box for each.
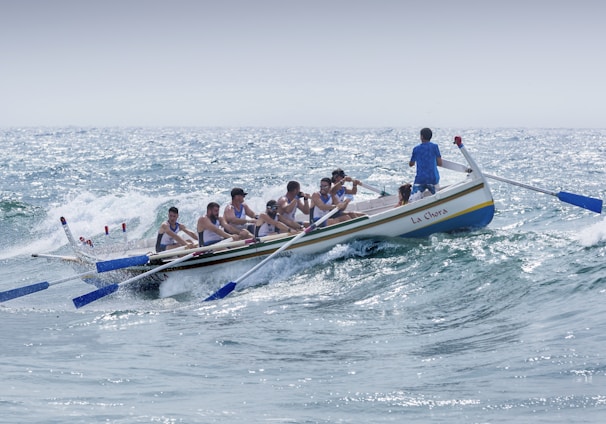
[155,127,439,253]
[155,168,386,253]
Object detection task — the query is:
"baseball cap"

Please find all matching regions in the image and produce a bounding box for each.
[231,187,248,197]
[332,168,346,177]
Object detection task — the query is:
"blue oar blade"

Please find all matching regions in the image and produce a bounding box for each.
[72,283,120,309]
[95,255,149,273]
[557,191,603,214]
[204,282,237,301]
[0,282,50,302]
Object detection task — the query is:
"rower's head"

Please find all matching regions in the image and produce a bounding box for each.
[230,187,248,200]
[206,202,220,219]
[266,200,278,215]
[320,177,332,194]
[420,128,432,142]
[398,184,412,203]
[286,181,300,194]
[168,206,179,223]
[331,168,346,183]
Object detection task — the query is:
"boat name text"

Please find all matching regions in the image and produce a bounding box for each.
[411,208,449,224]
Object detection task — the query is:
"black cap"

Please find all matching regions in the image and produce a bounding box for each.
[332,168,346,177]
[231,187,248,197]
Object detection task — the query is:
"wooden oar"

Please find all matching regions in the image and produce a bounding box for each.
[359,181,391,196]
[440,158,472,174]
[95,238,246,272]
[441,158,603,214]
[32,253,81,262]
[204,206,342,301]
[94,234,289,273]
[0,271,94,302]
[72,251,203,308]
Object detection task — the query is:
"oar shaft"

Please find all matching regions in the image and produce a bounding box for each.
[117,252,198,286]
[204,206,343,301]
[359,182,390,196]
[234,233,300,285]
[50,271,96,285]
[445,143,603,214]
[483,173,556,196]
[32,253,81,262]
[440,159,471,174]
[236,206,341,284]
[445,153,556,195]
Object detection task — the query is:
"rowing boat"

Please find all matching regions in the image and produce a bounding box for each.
[64,139,493,299]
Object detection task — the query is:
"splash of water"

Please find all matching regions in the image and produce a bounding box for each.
[576,217,606,247]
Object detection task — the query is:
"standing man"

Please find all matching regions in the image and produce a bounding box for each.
[409,127,442,195]
[155,206,198,252]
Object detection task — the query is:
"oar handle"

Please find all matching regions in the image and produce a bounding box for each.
[118,252,199,287]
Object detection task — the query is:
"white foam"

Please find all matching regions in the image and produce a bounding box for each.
[576,217,606,247]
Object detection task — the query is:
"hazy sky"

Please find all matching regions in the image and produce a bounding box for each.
[1,0,605,128]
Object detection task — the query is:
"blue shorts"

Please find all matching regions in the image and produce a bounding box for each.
[412,184,436,195]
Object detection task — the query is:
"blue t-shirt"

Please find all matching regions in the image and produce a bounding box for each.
[410,142,441,185]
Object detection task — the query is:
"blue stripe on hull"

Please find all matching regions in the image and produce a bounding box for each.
[401,204,495,238]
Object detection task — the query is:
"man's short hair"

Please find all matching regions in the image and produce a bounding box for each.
[168,206,179,214]
[420,128,432,141]
[286,181,300,192]
[206,202,220,211]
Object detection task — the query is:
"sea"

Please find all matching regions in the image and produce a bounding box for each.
[1,127,605,423]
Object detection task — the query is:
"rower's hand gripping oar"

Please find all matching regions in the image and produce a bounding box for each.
[444,137,603,214]
[204,206,343,301]
[0,271,95,303]
[72,251,202,308]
